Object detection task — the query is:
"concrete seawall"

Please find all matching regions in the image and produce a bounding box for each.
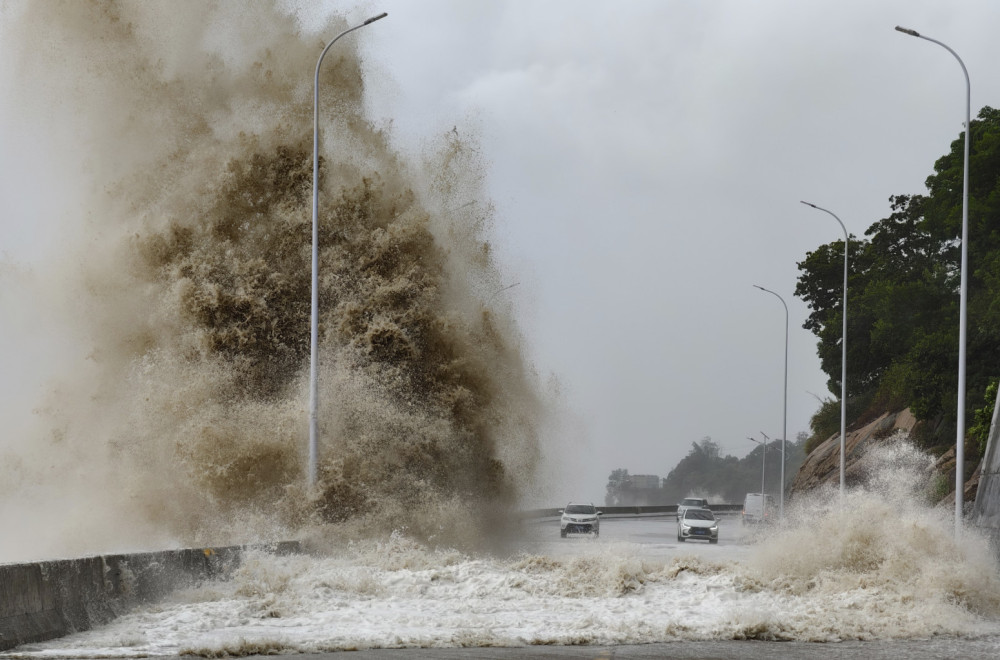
[0,542,299,652]
[972,385,1000,554]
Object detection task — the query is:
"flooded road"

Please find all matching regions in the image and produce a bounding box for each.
[3,514,999,659]
[515,512,749,559]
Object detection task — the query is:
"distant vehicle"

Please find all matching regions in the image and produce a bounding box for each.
[742,493,776,525]
[676,507,719,543]
[676,497,710,520]
[559,503,602,537]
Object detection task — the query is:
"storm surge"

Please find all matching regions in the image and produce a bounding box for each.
[10,438,1000,656]
[0,1,541,561]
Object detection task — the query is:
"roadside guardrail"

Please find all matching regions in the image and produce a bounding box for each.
[0,542,299,652]
[521,504,743,519]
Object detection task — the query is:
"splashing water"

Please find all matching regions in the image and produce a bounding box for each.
[0,0,542,561]
[2,3,1000,656]
[8,440,1000,656]
[743,438,1000,639]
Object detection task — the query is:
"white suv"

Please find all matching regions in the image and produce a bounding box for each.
[559,503,602,537]
[676,497,710,521]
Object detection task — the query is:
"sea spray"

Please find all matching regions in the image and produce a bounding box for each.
[744,436,1000,638]
[0,0,543,561]
[8,439,1000,656]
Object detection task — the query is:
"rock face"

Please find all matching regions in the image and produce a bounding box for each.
[928,445,981,506]
[789,407,982,506]
[788,410,918,496]
[790,400,1000,556]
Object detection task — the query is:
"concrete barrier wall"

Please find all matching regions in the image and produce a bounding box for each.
[0,542,299,652]
[972,384,1000,555]
[1,507,752,650]
[521,504,744,519]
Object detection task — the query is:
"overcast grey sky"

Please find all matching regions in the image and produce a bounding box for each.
[4,1,1000,506]
[337,0,1000,503]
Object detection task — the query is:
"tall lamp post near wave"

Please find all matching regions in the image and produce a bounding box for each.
[753,284,788,518]
[800,201,848,500]
[895,26,971,538]
[310,12,388,487]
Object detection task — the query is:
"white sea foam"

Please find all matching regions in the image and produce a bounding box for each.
[7,480,1000,658]
[2,2,999,656]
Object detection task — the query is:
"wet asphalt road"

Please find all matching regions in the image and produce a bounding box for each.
[252,517,1000,659]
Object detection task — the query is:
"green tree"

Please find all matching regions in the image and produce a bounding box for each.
[605,468,630,506]
[796,107,1000,459]
[969,381,999,455]
[659,436,807,504]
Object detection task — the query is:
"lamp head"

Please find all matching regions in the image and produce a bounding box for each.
[800,200,818,209]
[894,26,920,37]
[364,12,388,25]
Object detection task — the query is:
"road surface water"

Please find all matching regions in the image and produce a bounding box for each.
[3,512,999,659]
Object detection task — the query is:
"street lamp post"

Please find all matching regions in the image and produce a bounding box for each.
[800,201,848,499]
[754,285,789,518]
[894,26,971,538]
[747,433,769,497]
[309,12,388,487]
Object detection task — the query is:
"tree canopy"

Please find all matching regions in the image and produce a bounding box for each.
[605,435,807,506]
[795,106,1000,457]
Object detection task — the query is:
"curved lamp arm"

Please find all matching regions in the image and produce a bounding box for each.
[309,12,388,487]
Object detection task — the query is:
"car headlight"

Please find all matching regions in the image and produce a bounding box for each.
[710,525,718,532]
[681,524,691,531]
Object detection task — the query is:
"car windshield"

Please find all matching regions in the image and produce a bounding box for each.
[681,499,705,506]
[565,505,595,514]
[684,509,715,521]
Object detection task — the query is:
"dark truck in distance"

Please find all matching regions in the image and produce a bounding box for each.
[676,497,710,520]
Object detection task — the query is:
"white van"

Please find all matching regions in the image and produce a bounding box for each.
[742,493,776,525]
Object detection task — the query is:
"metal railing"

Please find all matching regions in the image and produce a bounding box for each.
[521,504,744,520]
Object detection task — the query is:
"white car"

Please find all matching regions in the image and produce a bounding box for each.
[676,507,719,543]
[559,503,602,537]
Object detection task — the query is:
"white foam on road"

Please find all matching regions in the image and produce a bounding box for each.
[6,507,1000,658]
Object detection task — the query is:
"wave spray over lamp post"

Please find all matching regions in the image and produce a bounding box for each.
[895,25,971,539]
[309,12,388,487]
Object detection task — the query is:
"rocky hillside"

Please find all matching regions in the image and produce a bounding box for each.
[788,409,980,508]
